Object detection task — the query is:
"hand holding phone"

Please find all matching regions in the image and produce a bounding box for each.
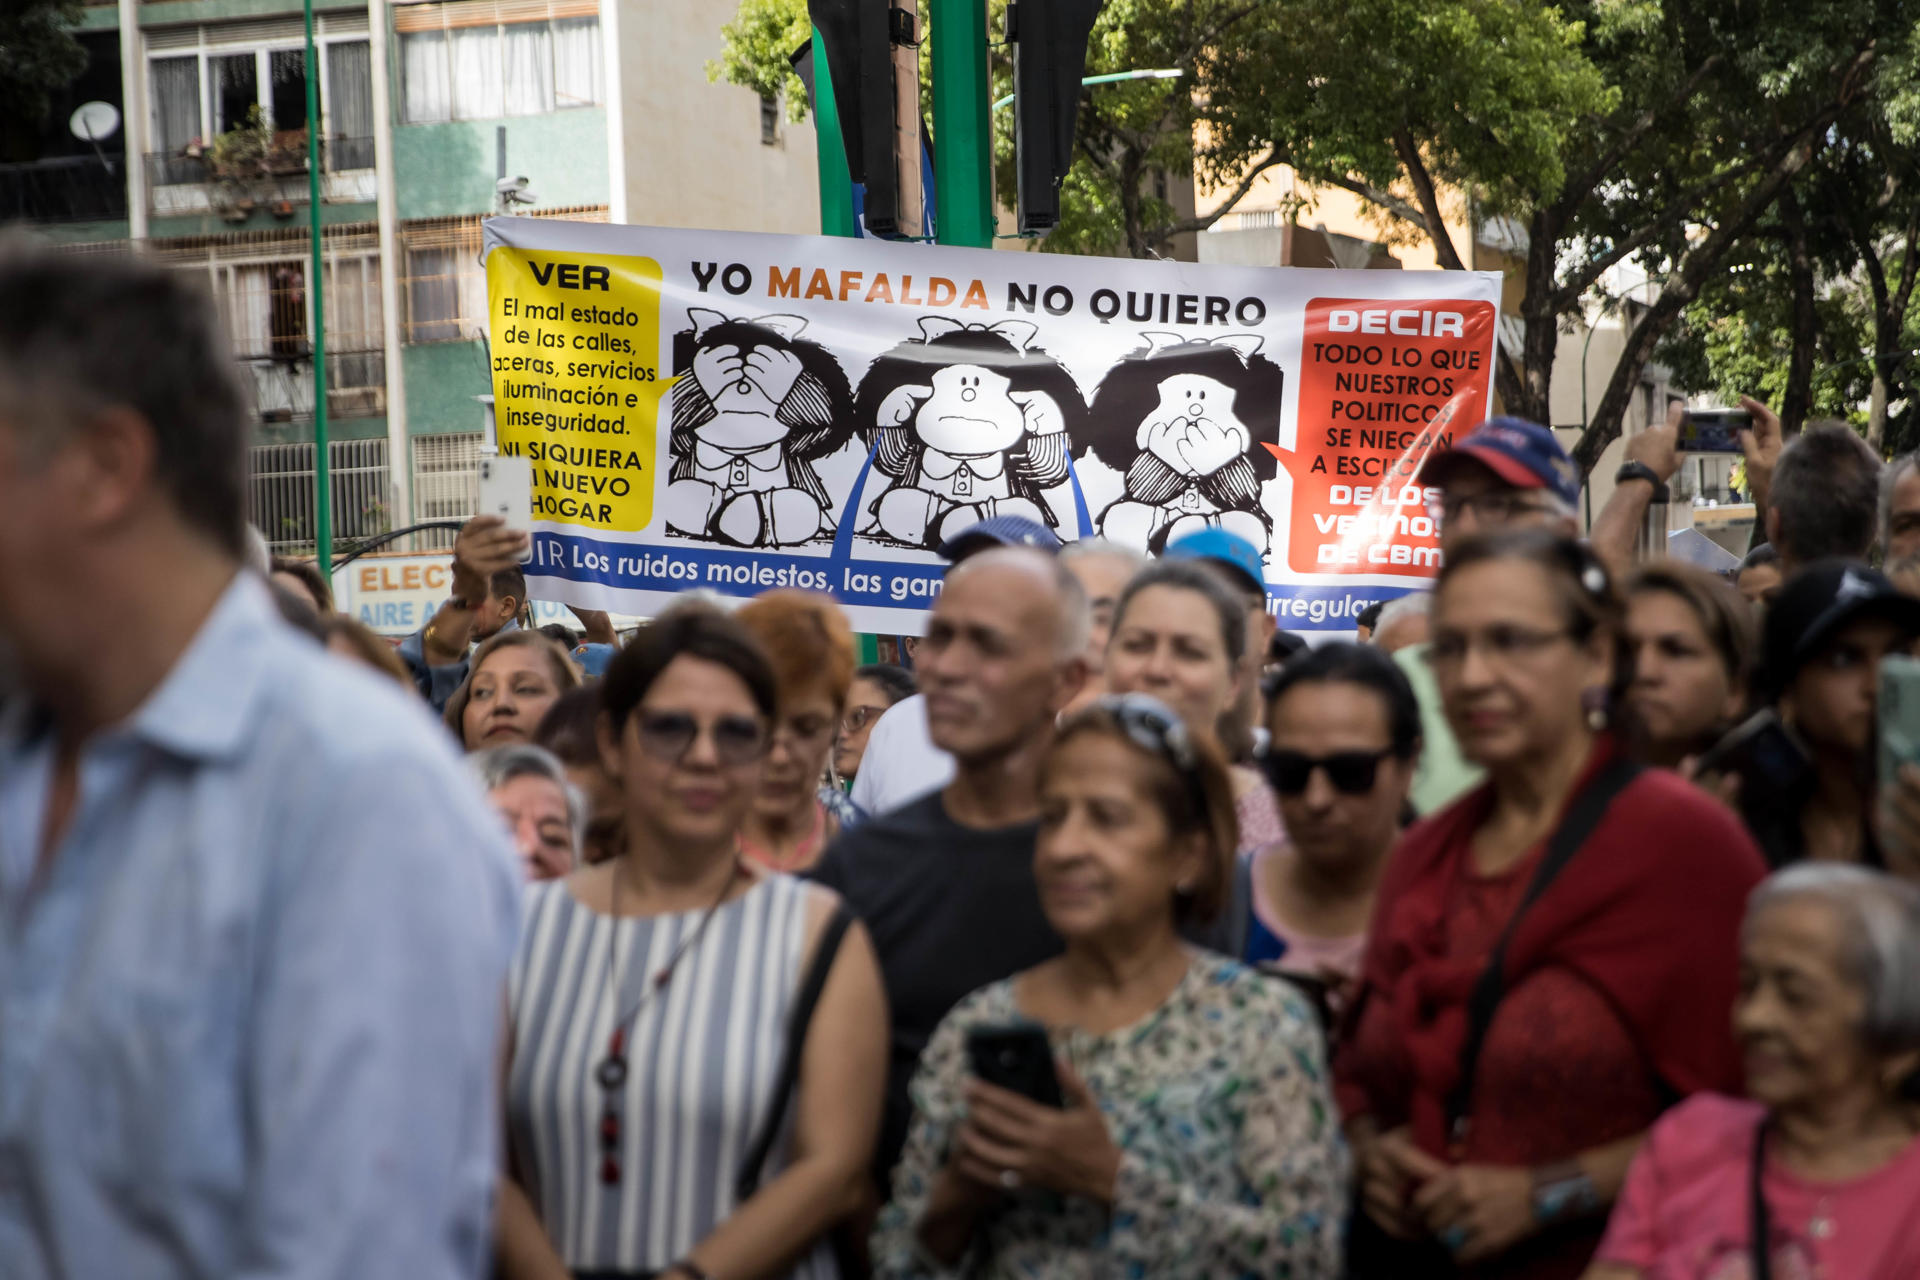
[965,1023,1063,1108]
[477,454,534,564]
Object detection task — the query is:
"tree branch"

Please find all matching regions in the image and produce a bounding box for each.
[1157,149,1292,239]
[1312,173,1435,236]
[1551,55,1725,227]
[1392,127,1466,270]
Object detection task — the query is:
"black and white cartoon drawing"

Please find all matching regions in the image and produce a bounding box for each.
[1082,333,1284,555]
[852,318,1086,549]
[664,309,856,547]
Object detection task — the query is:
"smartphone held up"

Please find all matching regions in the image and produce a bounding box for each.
[477,454,536,564]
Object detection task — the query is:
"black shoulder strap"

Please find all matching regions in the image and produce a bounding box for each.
[1750,1119,1773,1280]
[1444,756,1641,1148]
[735,901,856,1201]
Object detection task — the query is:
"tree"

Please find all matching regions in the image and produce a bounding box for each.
[0,0,85,156]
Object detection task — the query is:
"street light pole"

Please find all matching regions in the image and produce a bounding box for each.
[304,0,331,574]
[932,0,992,248]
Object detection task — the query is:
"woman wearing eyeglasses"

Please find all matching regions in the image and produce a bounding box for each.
[1248,644,1420,1014]
[1102,558,1283,955]
[1337,530,1767,1280]
[871,693,1346,1279]
[496,607,889,1280]
[736,591,864,873]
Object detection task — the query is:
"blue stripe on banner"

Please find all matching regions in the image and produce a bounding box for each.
[528,530,947,610]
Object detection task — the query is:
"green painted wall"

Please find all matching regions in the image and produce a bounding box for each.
[403,341,492,436]
[393,109,606,221]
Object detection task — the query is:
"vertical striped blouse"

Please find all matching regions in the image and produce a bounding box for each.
[507,872,836,1278]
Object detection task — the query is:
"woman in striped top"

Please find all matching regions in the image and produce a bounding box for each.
[496,606,889,1280]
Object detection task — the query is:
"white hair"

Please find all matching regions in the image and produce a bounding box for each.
[470,742,587,850]
[1060,537,1148,576]
[1372,592,1431,639]
[1749,864,1920,1054]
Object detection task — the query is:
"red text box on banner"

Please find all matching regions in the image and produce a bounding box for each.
[1270,298,1498,579]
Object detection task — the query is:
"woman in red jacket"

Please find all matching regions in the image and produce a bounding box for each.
[1337,531,1768,1280]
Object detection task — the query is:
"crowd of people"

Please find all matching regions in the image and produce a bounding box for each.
[6,245,1920,1280]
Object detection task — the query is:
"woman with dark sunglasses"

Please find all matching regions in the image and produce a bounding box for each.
[1248,644,1420,1011]
[872,693,1346,1279]
[496,606,888,1280]
[1336,530,1768,1280]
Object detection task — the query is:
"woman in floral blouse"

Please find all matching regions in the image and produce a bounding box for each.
[871,693,1347,1279]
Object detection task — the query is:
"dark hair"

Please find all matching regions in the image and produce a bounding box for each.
[270,556,334,613]
[853,662,917,705]
[1355,600,1386,633]
[535,683,604,767]
[1771,423,1883,564]
[601,606,778,732]
[1437,529,1632,712]
[1111,559,1248,667]
[1049,698,1239,926]
[1627,559,1758,691]
[1741,543,1780,572]
[490,565,528,611]
[0,239,249,556]
[322,614,410,685]
[443,629,583,745]
[1263,642,1421,759]
[539,622,580,650]
[268,580,328,642]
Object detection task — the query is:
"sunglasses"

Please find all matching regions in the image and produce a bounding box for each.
[634,711,768,766]
[1265,748,1395,796]
[1099,693,1199,771]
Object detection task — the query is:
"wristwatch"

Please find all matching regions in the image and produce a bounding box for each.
[1530,1161,1602,1226]
[1615,460,1662,489]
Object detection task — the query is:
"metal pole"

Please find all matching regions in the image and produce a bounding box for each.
[810,27,859,237]
[305,0,332,574]
[932,0,991,248]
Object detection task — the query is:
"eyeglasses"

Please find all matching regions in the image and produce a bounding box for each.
[1426,491,1556,528]
[1265,748,1396,796]
[840,704,890,736]
[1097,693,1199,772]
[634,711,769,766]
[1426,624,1575,672]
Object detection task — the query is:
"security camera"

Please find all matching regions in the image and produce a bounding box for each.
[495,176,537,207]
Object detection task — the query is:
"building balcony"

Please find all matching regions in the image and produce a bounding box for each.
[146,135,375,218]
[242,347,387,424]
[0,154,129,224]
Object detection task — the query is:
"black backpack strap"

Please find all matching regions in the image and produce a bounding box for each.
[1444,756,1641,1149]
[735,901,856,1201]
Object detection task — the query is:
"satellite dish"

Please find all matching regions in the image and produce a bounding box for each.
[69,101,121,143]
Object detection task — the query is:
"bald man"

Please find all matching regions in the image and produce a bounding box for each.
[813,547,1090,1189]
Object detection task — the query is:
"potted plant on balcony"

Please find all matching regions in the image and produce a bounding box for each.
[208,106,271,183]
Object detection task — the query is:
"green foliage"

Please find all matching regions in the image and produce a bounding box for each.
[0,0,85,139]
[709,0,813,122]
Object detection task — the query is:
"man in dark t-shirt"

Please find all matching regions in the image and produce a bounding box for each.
[813,546,1090,1189]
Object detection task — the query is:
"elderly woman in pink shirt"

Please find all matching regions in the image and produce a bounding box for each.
[1587,865,1920,1280]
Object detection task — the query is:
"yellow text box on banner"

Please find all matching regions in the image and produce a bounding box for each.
[486,250,669,532]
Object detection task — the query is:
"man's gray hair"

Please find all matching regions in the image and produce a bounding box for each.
[1771,422,1883,565]
[945,546,1090,660]
[470,743,587,849]
[0,236,251,557]
[1372,591,1432,638]
[1749,863,1920,1054]
[1059,537,1148,577]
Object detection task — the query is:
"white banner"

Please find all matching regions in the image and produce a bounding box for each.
[482,218,1501,632]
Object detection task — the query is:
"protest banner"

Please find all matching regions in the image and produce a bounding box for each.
[482,217,1501,633]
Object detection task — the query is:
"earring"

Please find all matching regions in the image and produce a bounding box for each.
[1582,686,1609,732]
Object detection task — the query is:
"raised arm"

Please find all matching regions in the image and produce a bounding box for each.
[1588,404,1680,578]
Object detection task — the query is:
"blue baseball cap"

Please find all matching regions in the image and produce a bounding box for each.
[1165,527,1267,597]
[1419,416,1581,511]
[572,642,617,679]
[937,514,1063,564]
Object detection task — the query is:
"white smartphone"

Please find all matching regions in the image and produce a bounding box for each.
[1879,654,1920,793]
[477,453,534,563]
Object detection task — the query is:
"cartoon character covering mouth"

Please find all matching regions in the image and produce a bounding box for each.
[664,309,856,547]
[852,318,1087,550]
[1083,332,1284,555]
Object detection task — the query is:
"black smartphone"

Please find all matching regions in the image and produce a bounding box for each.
[1694,708,1811,792]
[1678,408,1752,454]
[965,1023,1063,1108]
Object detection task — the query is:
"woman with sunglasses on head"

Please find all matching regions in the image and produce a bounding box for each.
[1248,644,1420,1015]
[1102,558,1283,954]
[497,607,888,1280]
[1337,530,1767,1280]
[735,591,864,872]
[871,693,1346,1279]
